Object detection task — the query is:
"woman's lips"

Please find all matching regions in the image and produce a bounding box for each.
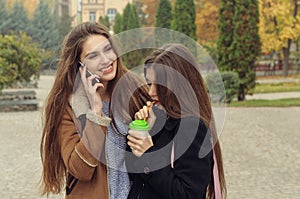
[100,63,113,74]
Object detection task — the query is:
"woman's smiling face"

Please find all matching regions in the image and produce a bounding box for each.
[80,34,117,83]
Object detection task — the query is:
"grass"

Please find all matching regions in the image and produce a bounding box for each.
[256,74,300,80]
[255,82,300,93]
[228,98,300,107]
[224,74,300,107]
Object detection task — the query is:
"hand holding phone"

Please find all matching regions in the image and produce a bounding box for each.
[79,61,101,86]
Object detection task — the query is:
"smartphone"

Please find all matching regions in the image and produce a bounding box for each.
[79,61,100,86]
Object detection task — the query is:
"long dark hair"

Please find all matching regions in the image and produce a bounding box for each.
[144,43,226,199]
[40,21,149,195]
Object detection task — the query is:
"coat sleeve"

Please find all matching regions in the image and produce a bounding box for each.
[59,106,107,181]
[140,118,213,199]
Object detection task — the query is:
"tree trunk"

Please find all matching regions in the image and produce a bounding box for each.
[238,84,245,101]
[282,39,291,77]
[282,47,289,77]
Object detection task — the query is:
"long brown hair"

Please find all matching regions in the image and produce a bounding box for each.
[40,22,149,195]
[144,43,226,198]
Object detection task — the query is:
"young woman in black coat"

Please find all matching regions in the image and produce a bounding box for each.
[126,43,226,199]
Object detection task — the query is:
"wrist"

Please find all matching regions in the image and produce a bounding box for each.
[86,109,111,126]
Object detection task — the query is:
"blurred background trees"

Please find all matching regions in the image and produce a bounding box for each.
[0,0,73,91]
[0,0,299,101]
[0,33,42,90]
[171,0,196,40]
[259,0,300,77]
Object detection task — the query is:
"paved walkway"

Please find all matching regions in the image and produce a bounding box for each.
[0,75,299,198]
[246,91,300,100]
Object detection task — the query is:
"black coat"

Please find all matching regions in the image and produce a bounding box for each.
[125,116,214,199]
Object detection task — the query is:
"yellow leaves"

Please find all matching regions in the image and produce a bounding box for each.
[259,0,300,54]
[195,0,220,43]
[142,0,159,26]
[6,0,58,18]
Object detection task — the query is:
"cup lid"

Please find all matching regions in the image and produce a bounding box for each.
[129,119,150,130]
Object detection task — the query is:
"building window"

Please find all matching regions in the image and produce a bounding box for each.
[89,12,96,21]
[107,8,117,23]
[88,0,97,3]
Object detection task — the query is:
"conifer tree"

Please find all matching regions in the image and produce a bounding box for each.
[216,0,235,72]
[128,4,140,29]
[30,0,59,51]
[121,3,142,69]
[122,3,131,31]
[155,0,172,29]
[0,0,9,35]
[54,7,73,44]
[5,1,30,34]
[155,0,172,45]
[231,0,261,100]
[113,13,123,34]
[99,15,110,29]
[171,0,196,40]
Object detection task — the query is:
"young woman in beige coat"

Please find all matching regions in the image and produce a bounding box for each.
[40,22,149,199]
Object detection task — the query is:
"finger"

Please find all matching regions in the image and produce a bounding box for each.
[135,112,143,120]
[87,75,99,84]
[127,140,135,148]
[140,110,145,119]
[127,135,139,142]
[146,101,152,106]
[79,64,87,82]
[128,134,144,142]
[142,105,148,119]
[93,82,104,91]
[132,149,141,157]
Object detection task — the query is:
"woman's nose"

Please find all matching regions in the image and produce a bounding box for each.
[148,85,155,97]
[99,52,110,64]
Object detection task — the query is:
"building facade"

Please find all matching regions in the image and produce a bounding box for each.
[66,0,133,27]
[5,0,130,29]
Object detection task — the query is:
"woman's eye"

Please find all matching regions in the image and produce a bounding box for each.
[87,54,98,60]
[104,45,113,53]
[147,83,152,86]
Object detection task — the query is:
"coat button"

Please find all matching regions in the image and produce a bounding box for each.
[144,166,150,175]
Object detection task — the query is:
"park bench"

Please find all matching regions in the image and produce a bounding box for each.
[0,90,38,112]
[254,63,275,76]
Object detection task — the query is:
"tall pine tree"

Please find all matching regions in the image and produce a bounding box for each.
[113,13,123,34]
[5,1,30,35]
[231,0,261,100]
[216,0,235,72]
[121,3,142,69]
[99,15,110,29]
[155,0,172,29]
[171,0,196,40]
[30,0,59,51]
[122,3,132,31]
[0,0,9,35]
[155,0,172,46]
[54,5,73,44]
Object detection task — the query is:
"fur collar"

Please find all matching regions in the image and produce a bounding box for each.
[69,79,90,117]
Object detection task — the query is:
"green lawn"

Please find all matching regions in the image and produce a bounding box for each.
[255,82,300,93]
[228,98,300,107]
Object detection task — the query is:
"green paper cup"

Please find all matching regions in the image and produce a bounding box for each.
[129,119,150,138]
